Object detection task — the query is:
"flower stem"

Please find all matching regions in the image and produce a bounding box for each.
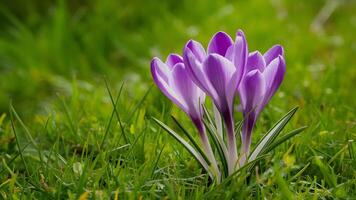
[223,112,237,175]
[240,115,254,165]
[213,103,223,139]
[195,120,221,181]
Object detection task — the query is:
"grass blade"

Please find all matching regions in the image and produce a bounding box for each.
[9,106,29,175]
[202,105,229,177]
[203,119,229,178]
[249,107,298,162]
[127,85,152,123]
[104,79,129,144]
[288,162,310,181]
[213,104,223,138]
[262,126,307,155]
[151,117,213,179]
[204,154,269,196]
[203,105,228,155]
[171,116,211,165]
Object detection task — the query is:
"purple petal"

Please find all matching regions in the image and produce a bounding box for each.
[151,58,187,112]
[166,54,183,68]
[246,51,266,73]
[262,55,286,105]
[151,57,171,83]
[184,47,217,97]
[185,40,206,62]
[239,70,266,115]
[169,63,205,118]
[207,31,233,56]
[263,44,284,65]
[225,30,248,88]
[202,54,236,110]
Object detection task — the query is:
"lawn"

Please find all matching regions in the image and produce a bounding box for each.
[0,0,355,199]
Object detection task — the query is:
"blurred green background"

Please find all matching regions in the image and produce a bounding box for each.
[0,0,355,198]
[1,0,354,115]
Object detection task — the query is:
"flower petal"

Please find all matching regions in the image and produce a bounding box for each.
[263,44,284,65]
[151,58,188,112]
[202,54,236,110]
[239,70,266,115]
[225,30,248,87]
[166,53,183,68]
[262,55,286,105]
[207,31,233,56]
[169,63,205,118]
[184,46,216,96]
[151,57,171,83]
[246,51,266,73]
[185,40,206,62]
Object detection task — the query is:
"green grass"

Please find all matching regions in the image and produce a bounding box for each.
[0,0,355,199]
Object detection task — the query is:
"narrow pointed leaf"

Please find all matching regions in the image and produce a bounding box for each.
[218,154,269,187]
[202,105,229,162]
[213,104,223,138]
[249,107,298,162]
[151,117,213,178]
[203,118,229,178]
[288,162,310,181]
[202,105,216,130]
[262,126,307,155]
[202,105,228,153]
[171,116,211,165]
[234,120,243,137]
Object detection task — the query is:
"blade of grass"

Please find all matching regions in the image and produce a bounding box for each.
[127,85,153,123]
[9,104,29,175]
[262,126,307,155]
[313,155,337,188]
[202,105,229,177]
[9,104,47,169]
[58,95,78,139]
[213,104,223,138]
[99,95,119,149]
[288,162,310,181]
[328,142,349,165]
[150,144,166,178]
[0,141,31,175]
[235,120,243,138]
[152,117,213,179]
[249,107,299,162]
[203,118,229,178]
[104,79,129,144]
[204,154,268,196]
[202,105,228,154]
[171,116,211,165]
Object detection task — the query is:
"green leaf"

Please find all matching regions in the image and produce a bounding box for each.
[313,155,337,188]
[215,154,269,188]
[235,120,243,137]
[151,117,213,179]
[203,118,229,178]
[202,105,228,155]
[288,162,310,181]
[171,116,211,165]
[202,105,229,178]
[249,107,299,162]
[213,104,223,138]
[104,79,129,144]
[263,126,307,155]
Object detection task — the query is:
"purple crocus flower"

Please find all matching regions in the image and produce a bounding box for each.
[183,30,248,173]
[150,54,219,176]
[238,45,286,161]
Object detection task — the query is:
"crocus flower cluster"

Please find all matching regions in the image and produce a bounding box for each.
[151,29,285,180]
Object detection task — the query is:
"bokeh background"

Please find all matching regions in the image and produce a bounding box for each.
[1,0,355,115]
[0,0,355,198]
